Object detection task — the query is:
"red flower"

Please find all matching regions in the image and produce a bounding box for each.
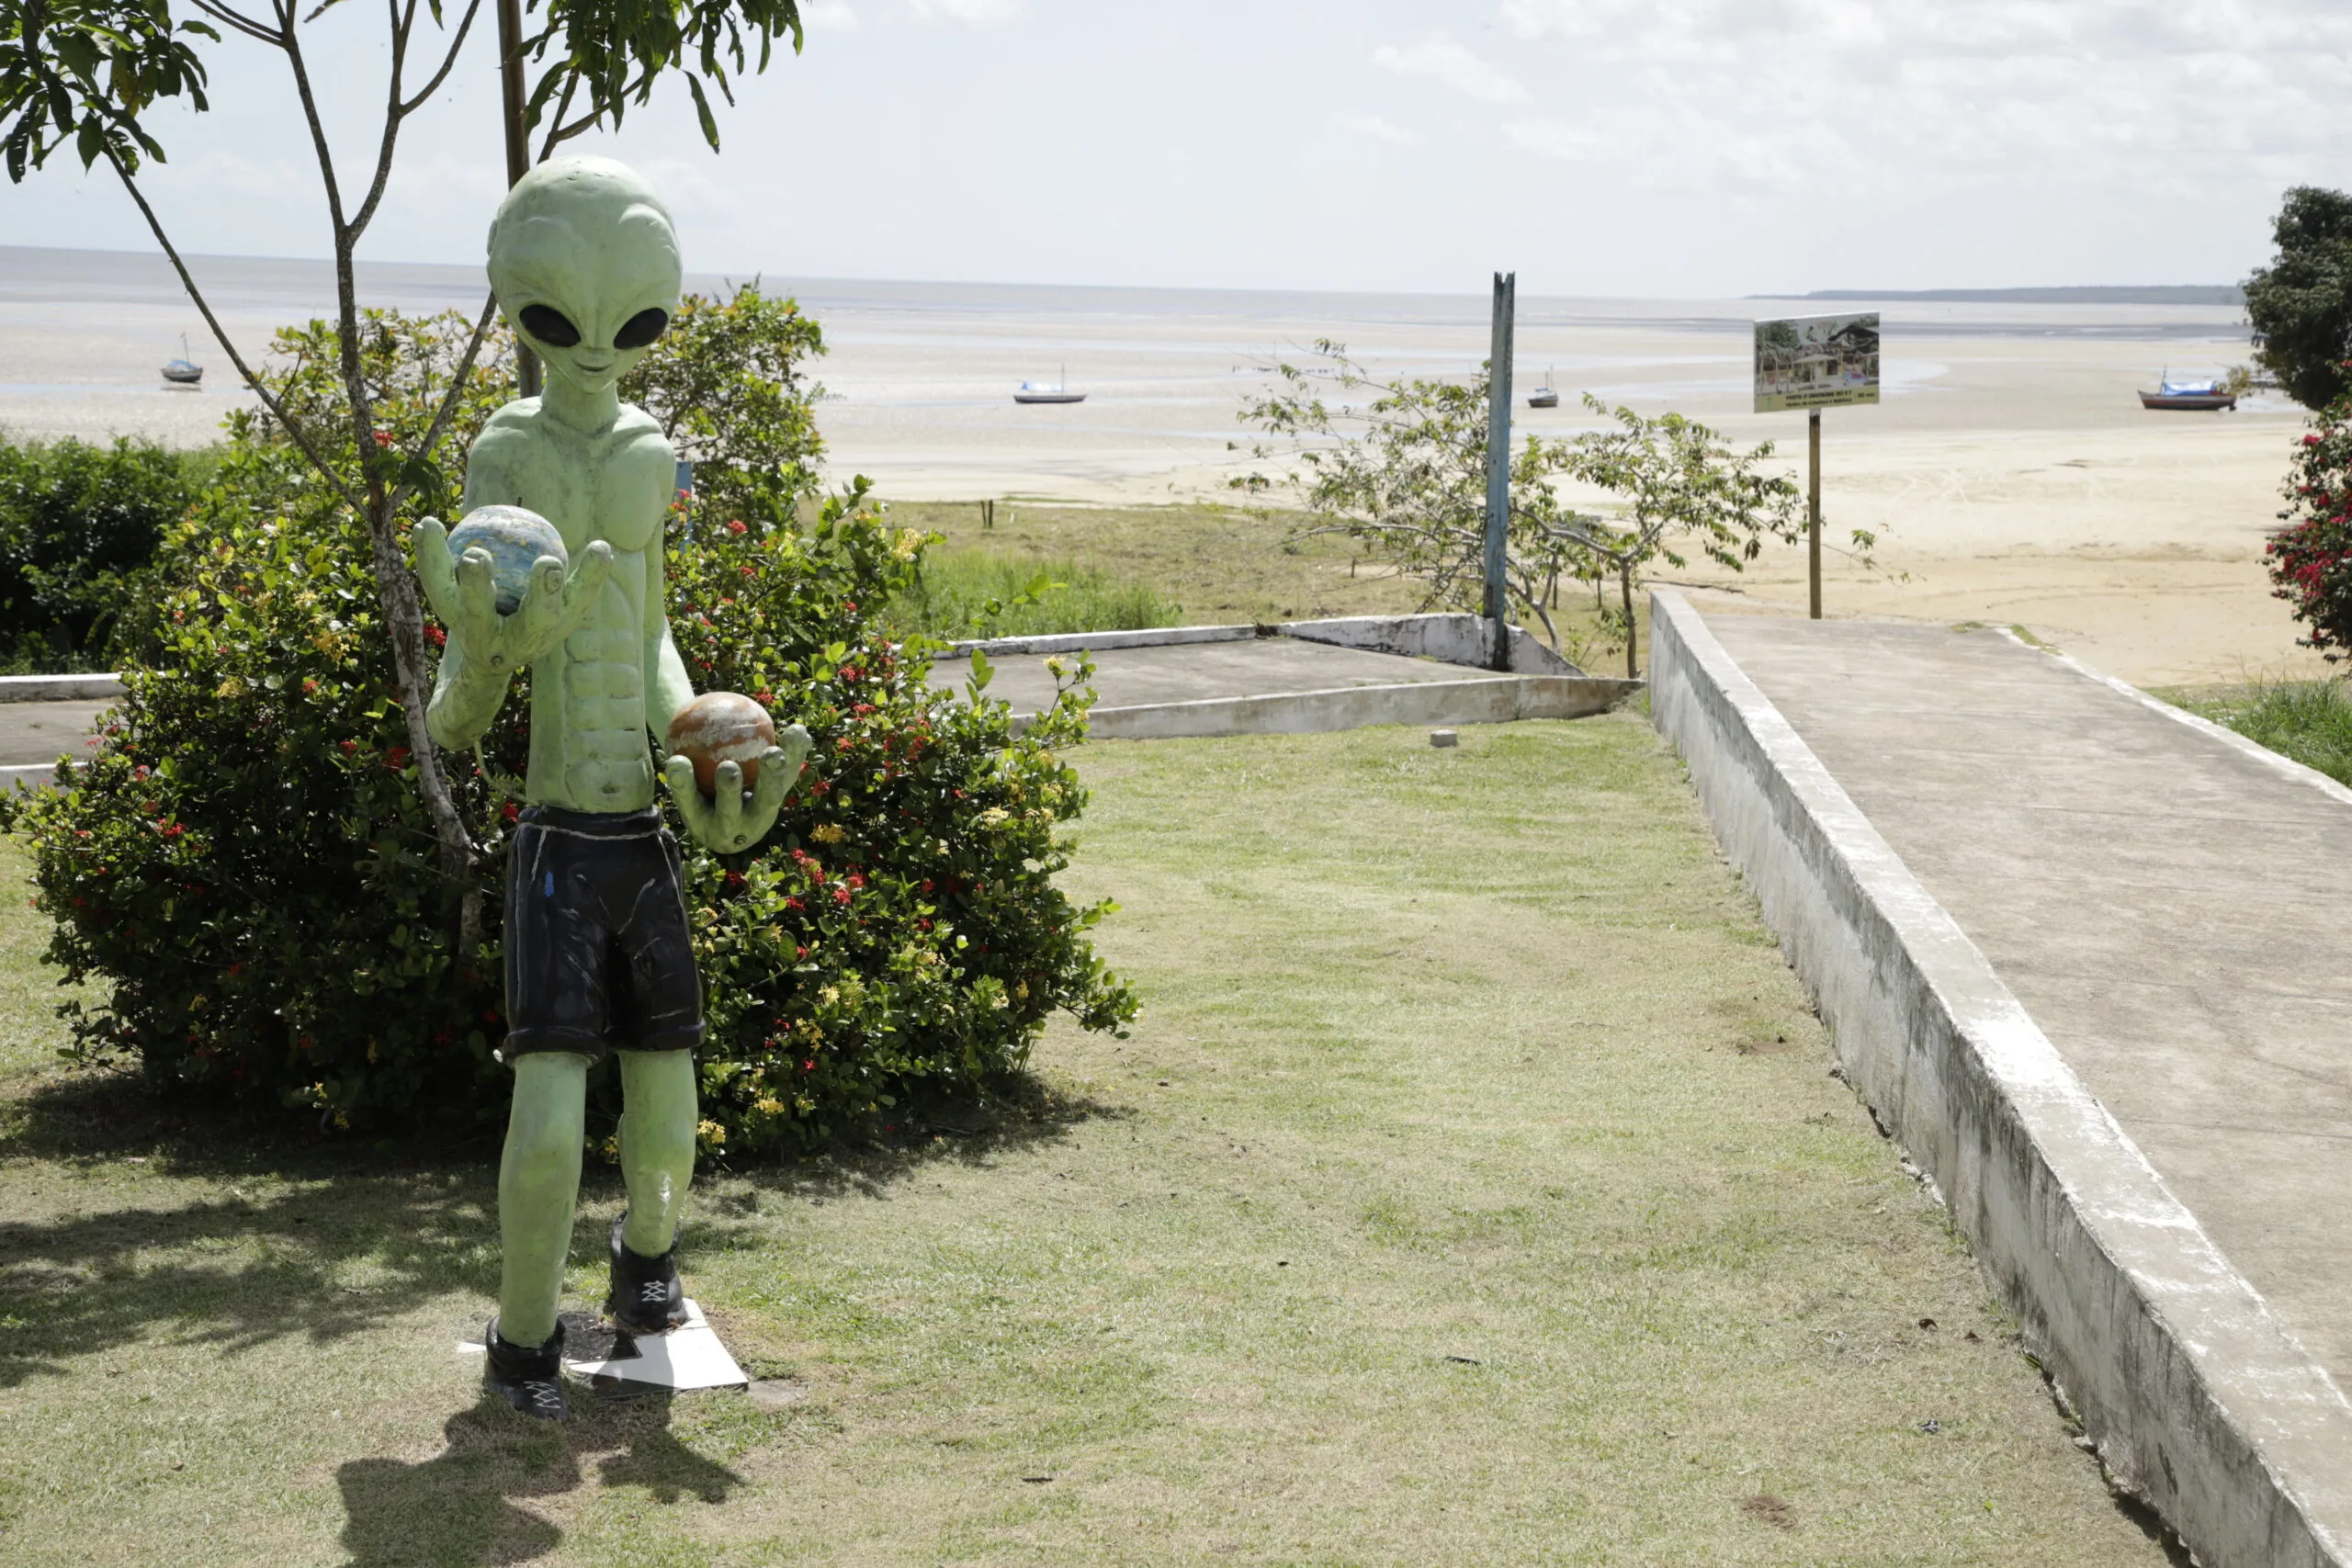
[836,737,854,753]
[838,666,858,682]
[301,679,318,694]
[424,625,447,648]
[784,896,804,912]
[727,519,748,536]
[385,746,411,768]
[434,1031,453,1045]
[502,801,520,825]
[831,886,852,906]
[723,870,746,890]
[842,600,857,614]
[921,878,934,893]
[339,739,358,754]
[796,944,808,959]
[846,872,865,889]
[162,822,184,839]
[2307,434,2324,446]
[801,1058,816,1072]
[372,429,394,448]
[754,690,775,705]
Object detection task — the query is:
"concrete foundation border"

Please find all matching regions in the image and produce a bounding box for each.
[1071,673,1639,741]
[1647,589,2352,1568]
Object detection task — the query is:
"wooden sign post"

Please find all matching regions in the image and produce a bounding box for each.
[1754,312,1879,620]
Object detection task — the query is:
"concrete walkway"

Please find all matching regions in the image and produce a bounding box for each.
[0,699,109,771]
[1655,595,2352,1566]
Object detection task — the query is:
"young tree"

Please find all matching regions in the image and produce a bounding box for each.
[2245,186,2352,411]
[1236,346,1840,676]
[0,0,804,927]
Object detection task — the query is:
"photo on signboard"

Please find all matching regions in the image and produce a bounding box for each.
[1754,312,1881,412]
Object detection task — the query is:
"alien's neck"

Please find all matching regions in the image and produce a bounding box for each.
[539,372,620,435]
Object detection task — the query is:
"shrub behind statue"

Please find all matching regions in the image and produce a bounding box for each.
[0,298,1136,1151]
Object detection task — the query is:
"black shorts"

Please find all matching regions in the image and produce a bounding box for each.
[502,804,704,1063]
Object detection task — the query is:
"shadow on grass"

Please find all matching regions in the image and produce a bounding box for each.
[335,1388,742,1568]
[0,1063,1128,1385]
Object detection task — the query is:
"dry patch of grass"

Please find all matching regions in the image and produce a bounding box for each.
[0,717,2175,1564]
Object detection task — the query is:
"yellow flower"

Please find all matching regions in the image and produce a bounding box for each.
[755,1097,785,1116]
[978,807,1010,829]
[216,677,244,699]
[696,1118,727,1148]
[892,528,922,560]
[810,822,846,844]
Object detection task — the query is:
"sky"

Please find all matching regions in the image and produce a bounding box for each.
[6,0,2348,298]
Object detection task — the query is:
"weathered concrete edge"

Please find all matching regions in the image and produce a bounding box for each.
[1648,590,2352,1568]
[0,673,121,703]
[1996,628,2352,813]
[1014,673,1642,740]
[952,625,1256,657]
[0,761,69,792]
[952,614,1582,676]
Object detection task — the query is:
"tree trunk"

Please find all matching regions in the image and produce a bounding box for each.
[1621,561,1637,679]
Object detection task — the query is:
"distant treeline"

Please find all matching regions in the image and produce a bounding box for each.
[1760,286,2245,306]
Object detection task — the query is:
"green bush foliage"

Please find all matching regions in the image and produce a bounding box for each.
[1,294,1136,1151]
[0,434,207,671]
[2245,186,2352,412]
[2265,389,2352,660]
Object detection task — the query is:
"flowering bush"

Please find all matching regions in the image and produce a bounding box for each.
[0,302,1136,1152]
[2267,381,2352,660]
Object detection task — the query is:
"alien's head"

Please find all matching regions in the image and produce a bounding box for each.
[487,156,682,399]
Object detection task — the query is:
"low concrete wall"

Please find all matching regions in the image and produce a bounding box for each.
[954,615,1584,676]
[1646,589,2352,1568]
[1081,673,1638,741]
[0,673,120,703]
[1277,613,1583,675]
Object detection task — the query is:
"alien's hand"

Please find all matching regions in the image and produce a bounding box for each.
[413,518,613,677]
[662,725,811,852]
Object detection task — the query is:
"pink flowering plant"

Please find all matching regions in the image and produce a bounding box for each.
[2267,380,2352,660]
[0,300,1136,1151]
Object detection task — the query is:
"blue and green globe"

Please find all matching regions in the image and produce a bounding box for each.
[447,505,568,615]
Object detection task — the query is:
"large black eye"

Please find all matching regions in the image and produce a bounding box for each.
[615,308,669,350]
[518,304,580,348]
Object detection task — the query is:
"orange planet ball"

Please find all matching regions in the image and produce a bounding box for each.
[665,692,775,797]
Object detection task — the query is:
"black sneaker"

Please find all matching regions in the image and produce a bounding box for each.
[605,1215,688,1335]
[483,1317,570,1422]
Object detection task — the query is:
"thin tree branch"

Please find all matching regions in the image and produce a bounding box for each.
[397,0,484,116]
[390,291,503,514]
[101,149,358,511]
[345,0,421,240]
[280,1,350,238]
[187,0,287,44]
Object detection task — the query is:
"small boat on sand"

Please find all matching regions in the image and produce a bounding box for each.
[162,333,202,386]
[2139,376,2233,412]
[1526,365,1558,409]
[1014,364,1085,405]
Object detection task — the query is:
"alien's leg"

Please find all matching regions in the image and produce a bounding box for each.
[496,1052,590,1345]
[606,1049,697,1332]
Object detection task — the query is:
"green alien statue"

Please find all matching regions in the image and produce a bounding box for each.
[413,156,810,1421]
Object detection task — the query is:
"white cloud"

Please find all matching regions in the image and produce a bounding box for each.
[1482,0,2352,199]
[1334,110,1419,146]
[1373,33,1528,103]
[801,0,859,29]
[1505,118,1603,161]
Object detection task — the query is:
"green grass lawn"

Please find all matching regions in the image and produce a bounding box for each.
[2159,677,2352,787]
[0,716,2172,1565]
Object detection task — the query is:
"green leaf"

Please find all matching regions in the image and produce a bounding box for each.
[684,72,720,151]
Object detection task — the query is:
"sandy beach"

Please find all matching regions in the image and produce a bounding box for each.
[0,243,2307,686]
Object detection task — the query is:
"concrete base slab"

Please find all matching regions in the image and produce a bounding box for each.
[560,1299,748,1392]
[1648,589,2352,1568]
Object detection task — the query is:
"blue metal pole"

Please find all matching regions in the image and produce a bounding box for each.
[1483,272,1516,671]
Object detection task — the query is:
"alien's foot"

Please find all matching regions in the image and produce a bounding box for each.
[605,1215,688,1335]
[484,1317,571,1422]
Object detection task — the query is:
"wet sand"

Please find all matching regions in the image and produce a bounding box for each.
[0,244,2305,686]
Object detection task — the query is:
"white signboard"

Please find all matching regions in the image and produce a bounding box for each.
[1754,312,1880,412]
